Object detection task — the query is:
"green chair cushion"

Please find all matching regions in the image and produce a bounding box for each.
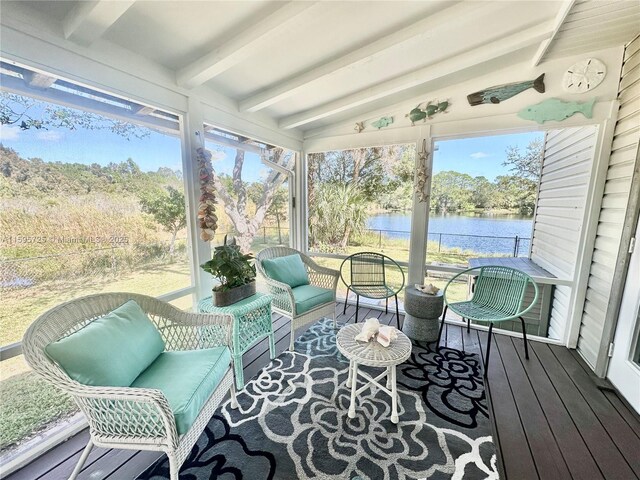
[262,254,310,288]
[131,347,231,435]
[292,284,335,314]
[45,300,165,387]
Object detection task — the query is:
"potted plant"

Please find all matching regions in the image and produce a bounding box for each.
[200,236,256,306]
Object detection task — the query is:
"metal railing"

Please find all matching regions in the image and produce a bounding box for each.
[361,228,530,257]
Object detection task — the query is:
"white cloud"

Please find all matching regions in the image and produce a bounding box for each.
[470,152,490,159]
[36,130,62,141]
[0,126,20,141]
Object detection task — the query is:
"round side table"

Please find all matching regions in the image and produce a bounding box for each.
[336,323,412,424]
[402,286,444,342]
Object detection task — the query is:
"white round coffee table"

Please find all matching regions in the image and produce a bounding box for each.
[336,323,412,424]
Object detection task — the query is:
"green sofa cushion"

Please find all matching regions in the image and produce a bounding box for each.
[131,347,231,435]
[45,300,165,387]
[262,254,310,288]
[292,284,335,314]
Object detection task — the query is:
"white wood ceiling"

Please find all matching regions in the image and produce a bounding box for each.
[4,1,640,134]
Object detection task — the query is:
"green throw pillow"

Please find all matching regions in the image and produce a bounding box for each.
[262,254,310,288]
[45,300,165,387]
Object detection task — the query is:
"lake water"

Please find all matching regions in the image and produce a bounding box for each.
[367,212,533,256]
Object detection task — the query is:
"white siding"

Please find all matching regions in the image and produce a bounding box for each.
[545,0,640,61]
[577,35,640,368]
[531,125,598,340]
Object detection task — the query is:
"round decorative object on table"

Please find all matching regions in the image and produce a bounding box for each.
[336,323,412,424]
[402,286,444,342]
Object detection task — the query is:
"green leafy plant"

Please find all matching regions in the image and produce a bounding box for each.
[200,236,256,292]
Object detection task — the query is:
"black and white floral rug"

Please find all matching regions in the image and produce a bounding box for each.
[139,319,498,480]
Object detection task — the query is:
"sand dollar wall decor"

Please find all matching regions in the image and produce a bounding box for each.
[562,58,606,93]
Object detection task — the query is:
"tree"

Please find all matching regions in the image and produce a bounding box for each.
[493,175,537,215]
[430,171,474,213]
[213,148,294,253]
[470,176,495,209]
[309,182,367,249]
[307,145,410,246]
[248,183,289,244]
[139,186,187,255]
[1,92,150,140]
[503,139,543,180]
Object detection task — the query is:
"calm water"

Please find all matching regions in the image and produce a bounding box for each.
[367,212,533,256]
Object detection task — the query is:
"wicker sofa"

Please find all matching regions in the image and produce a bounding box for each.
[22,292,238,480]
[256,247,340,350]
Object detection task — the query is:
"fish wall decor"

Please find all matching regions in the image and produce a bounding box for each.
[371,116,394,129]
[517,97,596,124]
[467,73,545,106]
[406,100,450,125]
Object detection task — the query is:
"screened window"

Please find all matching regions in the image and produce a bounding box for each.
[307,144,415,302]
[203,125,293,253]
[0,61,189,457]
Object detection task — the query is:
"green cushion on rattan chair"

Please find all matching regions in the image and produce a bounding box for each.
[45,300,165,387]
[262,254,310,288]
[131,347,231,435]
[292,284,335,314]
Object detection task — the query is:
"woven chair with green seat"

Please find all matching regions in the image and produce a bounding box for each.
[22,293,238,480]
[438,265,538,374]
[256,247,339,350]
[340,252,405,328]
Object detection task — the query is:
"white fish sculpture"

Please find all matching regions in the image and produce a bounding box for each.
[377,325,398,347]
[355,317,380,342]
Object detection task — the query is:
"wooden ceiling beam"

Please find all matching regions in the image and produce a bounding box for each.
[278,22,554,130]
[531,0,576,66]
[63,0,136,47]
[176,1,316,89]
[239,1,487,113]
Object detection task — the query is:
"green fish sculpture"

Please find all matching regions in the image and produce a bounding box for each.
[371,116,394,129]
[467,73,545,106]
[518,98,596,124]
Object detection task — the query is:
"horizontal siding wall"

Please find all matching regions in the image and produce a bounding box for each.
[531,125,598,340]
[577,35,640,368]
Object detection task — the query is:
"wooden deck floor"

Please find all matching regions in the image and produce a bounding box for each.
[7,304,640,480]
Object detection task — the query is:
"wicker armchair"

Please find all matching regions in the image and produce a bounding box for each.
[256,247,339,350]
[22,292,238,480]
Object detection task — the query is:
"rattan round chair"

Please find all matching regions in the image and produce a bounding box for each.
[438,265,539,374]
[22,292,238,480]
[340,252,405,328]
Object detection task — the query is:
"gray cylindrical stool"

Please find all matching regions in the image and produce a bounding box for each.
[402,286,444,342]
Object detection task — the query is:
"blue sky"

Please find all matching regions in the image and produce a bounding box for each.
[433,131,544,181]
[1,122,182,172]
[205,142,267,183]
[1,98,542,182]
[0,123,268,183]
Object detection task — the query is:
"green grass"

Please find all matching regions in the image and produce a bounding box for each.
[0,372,76,451]
[1,261,192,346]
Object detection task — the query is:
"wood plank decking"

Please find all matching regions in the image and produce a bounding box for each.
[7,304,640,480]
